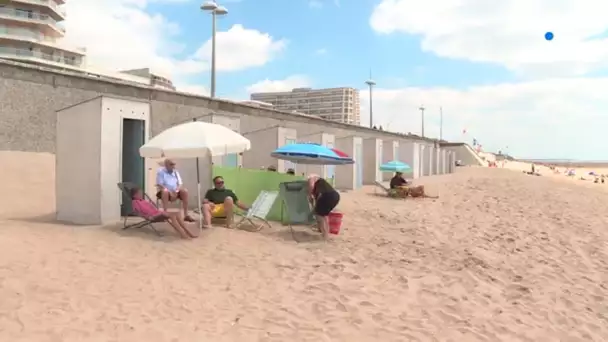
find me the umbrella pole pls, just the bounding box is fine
[196,157,202,232]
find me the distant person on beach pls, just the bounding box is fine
[130,187,196,239]
[286,168,295,175]
[388,172,432,198]
[308,174,340,239]
[531,164,535,174]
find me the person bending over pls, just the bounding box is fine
[202,176,248,228]
[308,174,340,239]
[131,187,196,239]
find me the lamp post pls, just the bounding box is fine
[200,1,228,98]
[419,105,425,137]
[365,77,376,128]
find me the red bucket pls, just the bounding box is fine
[327,212,343,235]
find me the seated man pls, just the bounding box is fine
[389,171,408,189]
[156,159,195,222]
[202,176,248,228]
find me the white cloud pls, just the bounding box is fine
[63,0,285,84]
[361,78,608,160]
[246,75,311,94]
[315,48,327,55]
[193,25,287,72]
[370,0,608,77]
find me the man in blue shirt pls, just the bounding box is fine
[156,159,195,222]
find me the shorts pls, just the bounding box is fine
[211,204,225,218]
[314,191,340,216]
[156,190,185,201]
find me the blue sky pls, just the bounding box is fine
[67,0,608,160]
[148,0,515,97]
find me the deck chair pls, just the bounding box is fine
[279,181,318,242]
[374,181,404,199]
[234,190,278,231]
[117,182,164,236]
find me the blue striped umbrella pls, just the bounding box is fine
[379,160,411,172]
[271,143,354,165]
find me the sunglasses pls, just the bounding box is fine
[215,181,224,185]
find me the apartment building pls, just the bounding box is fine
[0,0,86,69]
[121,68,176,91]
[250,87,361,125]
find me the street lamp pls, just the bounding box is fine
[365,77,376,128]
[200,1,228,98]
[419,105,425,137]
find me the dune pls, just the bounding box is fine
[1,151,607,341]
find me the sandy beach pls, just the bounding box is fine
[1,151,607,341]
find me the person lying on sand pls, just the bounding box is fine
[308,174,341,239]
[201,176,249,228]
[130,187,197,239]
[388,172,435,198]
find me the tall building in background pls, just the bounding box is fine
[250,87,361,125]
[121,68,176,91]
[0,0,86,69]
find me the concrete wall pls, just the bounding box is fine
[335,136,362,190]
[442,143,484,166]
[439,149,447,174]
[0,60,438,156]
[399,141,419,179]
[363,138,382,184]
[56,96,150,225]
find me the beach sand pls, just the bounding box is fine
[1,151,607,341]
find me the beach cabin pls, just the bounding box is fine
[399,141,420,179]
[363,138,383,184]
[382,139,399,181]
[297,132,336,180]
[242,126,297,173]
[434,147,442,175]
[423,145,436,176]
[448,151,456,173]
[439,149,447,174]
[335,136,363,190]
[56,96,150,225]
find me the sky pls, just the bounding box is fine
[62,0,608,160]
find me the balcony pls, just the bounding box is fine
[0,46,83,68]
[10,0,66,20]
[0,7,65,36]
[0,25,85,54]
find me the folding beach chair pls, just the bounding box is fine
[234,190,278,231]
[117,182,164,236]
[374,181,405,199]
[279,181,318,242]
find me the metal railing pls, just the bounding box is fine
[0,46,83,66]
[12,0,66,17]
[0,7,65,32]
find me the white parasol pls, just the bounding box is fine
[139,120,251,230]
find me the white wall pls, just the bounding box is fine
[100,97,150,224]
[56,96,150,225]
[335,136,362,190]
[363,138,382,184]
[382,140,399,181]
[242,126,296,173]
[399,141,419,179]
[56,97,102,224]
